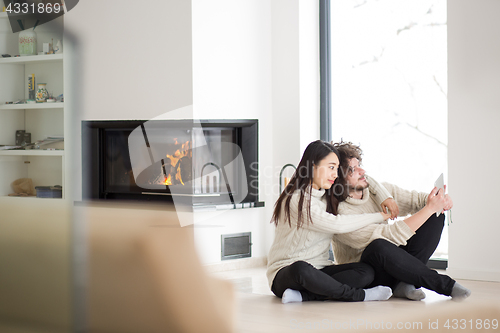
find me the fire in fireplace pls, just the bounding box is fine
[82,120,261,209]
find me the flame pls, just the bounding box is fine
[165,141,191,185]
[176,167,184,185]
[163,174,172,185]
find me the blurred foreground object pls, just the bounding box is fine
[0,199,72,333]
[83,204,235,333]
[0,199,234,333]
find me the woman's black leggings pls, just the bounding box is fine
[271,261,373,302]
[360,213,456,296]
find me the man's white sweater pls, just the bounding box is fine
[266,177,389,288]
[332,182,428,265]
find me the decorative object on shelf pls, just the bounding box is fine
[22,132,31,146]
[49,38,54,54]
[19,28,37,56]
[8,178,36,197]
[35,185,62,198]
[15,130,25,146]
[36,83,49,103]
[42,39,56,54]
[28,73,35,100]
[32,136,64,150]
[54,39,62,54]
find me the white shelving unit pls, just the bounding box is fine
[0,53,63,64]
[0,101,64,109]
[0,14,65,200]
[0,150,64,156]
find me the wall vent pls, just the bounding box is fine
[221,232,251,260]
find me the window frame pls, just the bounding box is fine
[319,0,331,142]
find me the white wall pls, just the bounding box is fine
[64,0,193,202]
[64,0,320,265]
[447,0,500,281]
[271,0,320,167]
[64,0,193,121]
[191,0,274,263]
[298,0,320,153]
[191,0,318,264]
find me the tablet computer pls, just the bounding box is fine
[434,173,444,216]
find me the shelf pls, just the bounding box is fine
[0,102,64,110]
[0,54,63,65]
[0,150,64,156]
[0,195,64,201]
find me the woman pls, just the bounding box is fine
[267,140,399,303]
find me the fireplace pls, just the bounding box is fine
[82,120,262,209]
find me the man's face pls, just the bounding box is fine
[345,158,368,191]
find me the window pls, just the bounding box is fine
[321,0,448,260]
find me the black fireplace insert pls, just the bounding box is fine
[82,119,261,209]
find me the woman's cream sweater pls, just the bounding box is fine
[266,177,390,288]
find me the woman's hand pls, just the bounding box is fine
[381,198,399,219]
[380,211,391,220]
[426,187,446,214]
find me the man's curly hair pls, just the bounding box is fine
[331,140,364,203]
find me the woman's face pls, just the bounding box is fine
[312,152,339,190]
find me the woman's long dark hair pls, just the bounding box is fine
[271,140,341,229]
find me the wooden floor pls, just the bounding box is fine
[212,266,500,332]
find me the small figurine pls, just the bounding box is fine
[54,40,63,54]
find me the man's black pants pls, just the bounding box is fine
[360,213,455,296]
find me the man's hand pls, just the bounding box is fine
[381,198,399,219]
[426,187,446,214]
[442,185,453,212]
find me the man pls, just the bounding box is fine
[329,141,470,301]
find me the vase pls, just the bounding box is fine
[19,29,37,56]
[36,83,49,103]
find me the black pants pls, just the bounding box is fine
[271,260,373,302]
[360,213,456,296]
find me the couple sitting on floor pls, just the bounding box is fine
[266,140,471,303]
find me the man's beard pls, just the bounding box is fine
[348,181,369,193]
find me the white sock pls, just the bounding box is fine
[393,282,426,301]
[363,286,393,301]
[282,288,302,304]
[451,282,471,300]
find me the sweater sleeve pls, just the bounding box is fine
[289,192,386,234]
[366,175,392,208]
[332,220,415,250]
[381,182,428,216]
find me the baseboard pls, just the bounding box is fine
[204,256,267,274]
[446,267,500,282]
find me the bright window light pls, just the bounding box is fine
[329,0,448,259]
